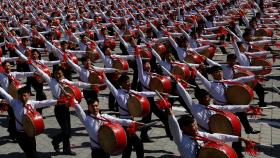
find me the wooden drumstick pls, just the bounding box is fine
[272,86,280,95]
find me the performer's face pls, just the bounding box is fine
[83,59,91,69]
[227,58,236,67]
[32,51,40,60]
[88,101,99,115]
[143,62,151,72]
[183,121,199,136]
[3,62,11,73]
[200,95,211,105]
[19,92,30,104]
[55,70,64,80]
[121,79,131,90]
[212,70,223,80]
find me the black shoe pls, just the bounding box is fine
[246,129,260,134]
[62,150,76,156]
[51,140,60,153]
[141,135,152,143]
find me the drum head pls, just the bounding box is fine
[88,73,101,84]
[226,85,252,105]
[128,96,143,117]
[149,78,165,92]
[198,147,229,158]
[112,60,124,70]
[171,65,187,80]
[251,59,272,75]
[22,115,36,137]
[185,55,196,64]
[8,83,18,99]
[98,125,117,154]
[209,114,233,135]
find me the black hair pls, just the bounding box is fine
[18,86,31,95]
[60,41,68,45]
[2,61,11,67]
[242,31,252,40]
[81,56,88,63]
[54,66,65,74]
[227,54,237,61]
[194,88,209,100]
[117,74,130,84]
[209,65,222,74]
[87,98,99,105]
[31,49,42,59]
[177,115,195,130]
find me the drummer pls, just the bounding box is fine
[0,61,35,141]
[33,65,95,155]
[0,86,58,158]
[167,108,251,158]
[196,65,261,134]
[73,97,143,158]
[105,74,158,158]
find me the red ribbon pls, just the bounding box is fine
[92,85,100,93]
[156,98,171,109]
[275,41,280,48]
[247,106,263,116]
[126,121,137,135]
[245,141,258,156]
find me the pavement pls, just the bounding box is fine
[0,42,280,158]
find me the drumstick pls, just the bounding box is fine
[137,121,159,130]
[272,86,280,95]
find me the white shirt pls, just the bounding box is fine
[176,82,250,130]
[74,103,133,148]
[168,114,240,158]
[0,87,57,131]
[0,72,34,91]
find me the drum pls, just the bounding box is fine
[112,58,129,70]
[87,48,100,62]
[60,84,82,103]
[171,63,191,81]
[98,122,127,155]
[104,39,116,50]
[251,58,272,75]
[209,111,241,136]
[127,94,150,117]
[233,68,257,88]
[88,71,105,84]
[149,75,172,93]
[153,43,167,57]
[185,52,205,64]
[198,141,238,158]
[225,84,254,105]
[200,46,216,59]
[22,110,45,137]
[61,53,78,69]
[35,65,51,83]
[8,82,21,99]
[255,29,273,37]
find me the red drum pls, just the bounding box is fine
[171,63,191,81]
[153,43,167,57]
[87,47,100,62]
[61,53,78,69]
[255,29,273,37]
[60,84,82,103]
[149,75,172,93]
[104,39,116,50]
[35,65,51,83]
[22,110,45,137]
[8,81,22,99]
[209,110,241,136]
[185,51,205,64]
[251,58,272,75]
[200,46,216,59]
[225,83,254,105]
[198,141,238,158]
[233,67,257,88]
[88,71,105,84]
[127,93,150,117]
[98,122,127,155]
[112,58,129,70]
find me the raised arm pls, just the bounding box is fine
[105,77,119,97]
[168,112,183,145]
[33,99,58,109]
[74,102,87,123]
[200,131,239,142]
[66,58,82,73]
[210,105,250,113]
[0,87,14,105]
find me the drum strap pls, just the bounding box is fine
[89,136,100,146]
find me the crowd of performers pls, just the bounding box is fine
[0,0,280,158]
